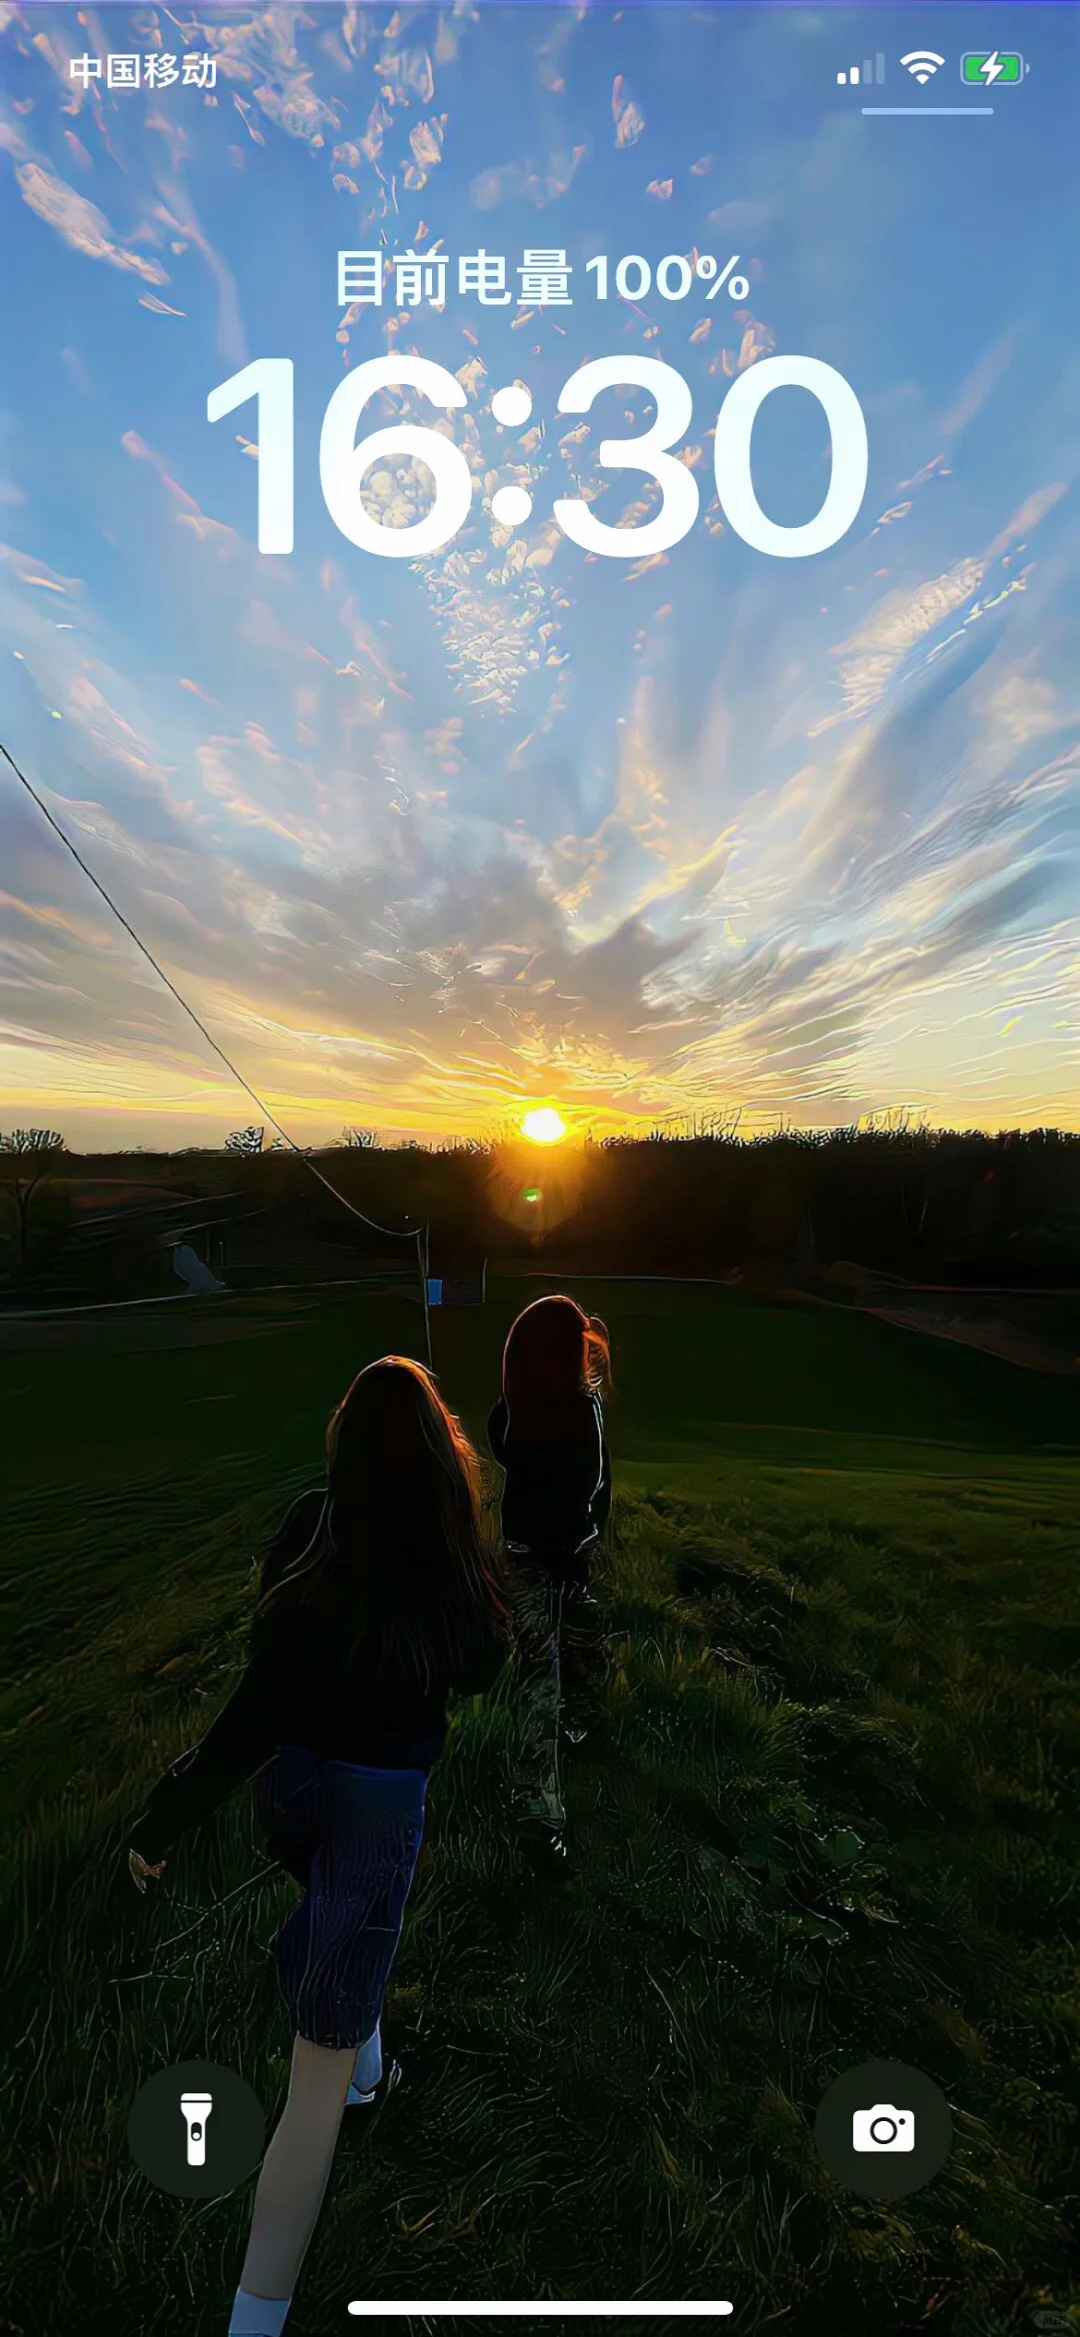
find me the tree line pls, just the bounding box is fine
[4,1123,1076,1290]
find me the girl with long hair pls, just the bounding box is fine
[487,1295,612,1841]
[128,1357,507,2337]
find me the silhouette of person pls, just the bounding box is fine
[128,1357,508,2337]
[487,1295,612,1844]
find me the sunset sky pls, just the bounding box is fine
[1,2,1077,1150]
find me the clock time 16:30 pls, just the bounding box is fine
[208,352,868,563]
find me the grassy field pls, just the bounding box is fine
[1,1279,1078,2335]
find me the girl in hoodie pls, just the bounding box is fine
[487,1294,612,1840]
[129,1356,507,2337]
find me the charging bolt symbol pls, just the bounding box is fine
[961,50,1025,85]
[180,2091,213,2167]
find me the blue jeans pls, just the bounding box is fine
[256,1749,426,2049]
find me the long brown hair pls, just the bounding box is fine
[260,1356,505,1687]
[502,1294,612,1408]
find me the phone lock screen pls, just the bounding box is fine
[1,5,1078,2336]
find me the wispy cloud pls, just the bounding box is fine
[1,1,1077,1142]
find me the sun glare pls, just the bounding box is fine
[522,1107,568,1145]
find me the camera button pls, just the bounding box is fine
[814,2059,952,2198]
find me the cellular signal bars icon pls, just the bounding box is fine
[838,55,885,87]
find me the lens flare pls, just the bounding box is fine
[522,1107,567,1145]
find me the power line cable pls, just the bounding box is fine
[1,736,433,1364]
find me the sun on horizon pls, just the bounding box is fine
[521,1107,568,1146]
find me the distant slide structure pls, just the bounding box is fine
[171,1243,226,1296]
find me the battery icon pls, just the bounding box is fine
[961,50,1025,85]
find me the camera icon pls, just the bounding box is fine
[852,2103,915,2152]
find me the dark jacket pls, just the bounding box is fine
[128,1491,505,1865]
[487,1389,611,1559]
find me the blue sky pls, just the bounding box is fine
[1,1,1078,1146]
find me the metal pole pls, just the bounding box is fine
[421,1223,433,1370]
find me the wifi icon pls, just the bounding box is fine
[901,49,945,84]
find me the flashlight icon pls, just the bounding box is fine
[179,2091,213,2167]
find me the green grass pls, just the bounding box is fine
[2,1272,1077,1499]
[1,1283,1078,2334]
